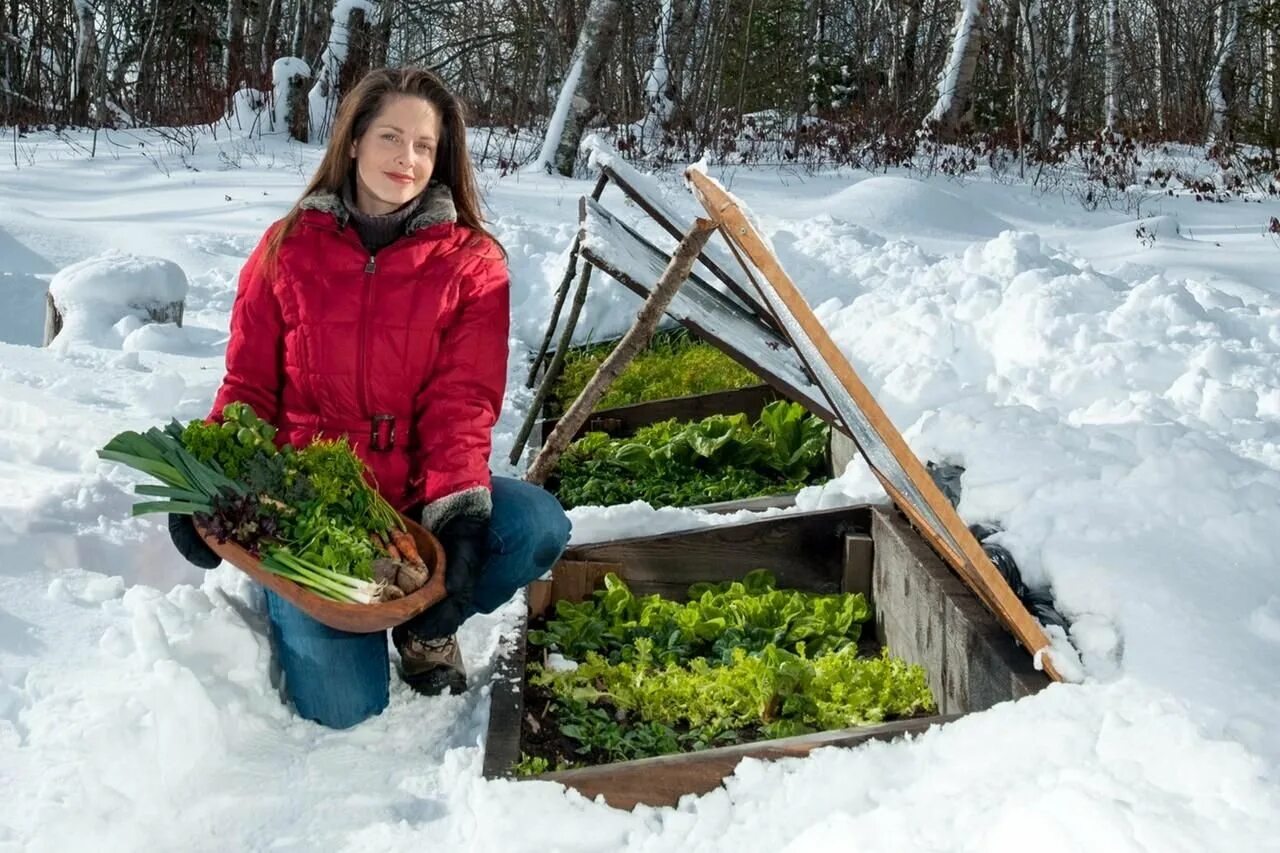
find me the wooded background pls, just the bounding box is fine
[1,0,1278,177]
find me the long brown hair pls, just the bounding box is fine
[264,67,502,265]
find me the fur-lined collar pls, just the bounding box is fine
[298,181,457,233]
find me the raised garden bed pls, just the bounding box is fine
[534,332,834,512]
[482,505,1051,809]
[536,329,783,443]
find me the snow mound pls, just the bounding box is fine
[47,250,188,348]
[121,323,225,357]
[820,176,1012,241]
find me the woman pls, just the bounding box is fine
[167,67,571,729]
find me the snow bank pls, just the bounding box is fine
[226,87,271,133]
[47,250,187,348]
[789,226,1280,756]
[816,176,1011,243]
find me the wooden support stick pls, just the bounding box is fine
[524,216,718,486]
[508,261,594,466]
[525,174,611,387]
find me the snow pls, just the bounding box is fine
[2,126,1280,848]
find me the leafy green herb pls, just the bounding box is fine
[510,754,552,776]
[523,572,935,766]
[551,329,759,413]
[554,402,829,509]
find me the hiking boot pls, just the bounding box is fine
[393,629,468,696]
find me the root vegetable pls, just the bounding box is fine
[372,557,400,585]
[388,528,426,568]
[396,559,430,593]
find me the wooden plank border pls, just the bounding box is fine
[537,713,959,810]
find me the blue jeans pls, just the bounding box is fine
[263,476,571,729]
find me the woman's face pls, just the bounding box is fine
[350,95,443,216]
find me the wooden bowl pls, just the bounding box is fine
[195,514,447,633]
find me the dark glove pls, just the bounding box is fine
[405,514,490,640]
[168,513,222,569]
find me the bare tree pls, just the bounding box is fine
[72,0,98,124]
[537,0,621,175]
[925,0,988,139]
[1104,0,1120,130]
[1207,0,1242,144]
[224,0,247,90]
[1023,0,1049,146]
[1269,21,1280,139]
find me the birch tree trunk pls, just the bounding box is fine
[135,0,160,119]
[641,0,674,146]
[291,0,311,58]
[925,0,987,140]
[664,0,698,129]
[540,0,621,176]
[72,0,98,125]
[1153,1,1167,134]
[1023,0,1048,147]
[1056,0,1082,135]
[1104,0,1120,130]
[1268,25,1280,140]
[1206,0,1241,145]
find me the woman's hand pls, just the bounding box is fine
[168,513,222,569]
[406,514,489,639]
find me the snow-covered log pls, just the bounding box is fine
[44,251,187,347]
[274,57,312,141]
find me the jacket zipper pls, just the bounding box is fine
[356,255,376,418]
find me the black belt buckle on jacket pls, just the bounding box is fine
[370,414,396,451]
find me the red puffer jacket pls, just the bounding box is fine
[209,183,510,516]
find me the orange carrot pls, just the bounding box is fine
[388,528,425,568]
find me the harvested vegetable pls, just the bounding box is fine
[98,403,431,604]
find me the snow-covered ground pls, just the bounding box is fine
[2,126,1279,851]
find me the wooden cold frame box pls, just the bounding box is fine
[481,504,1050,809]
